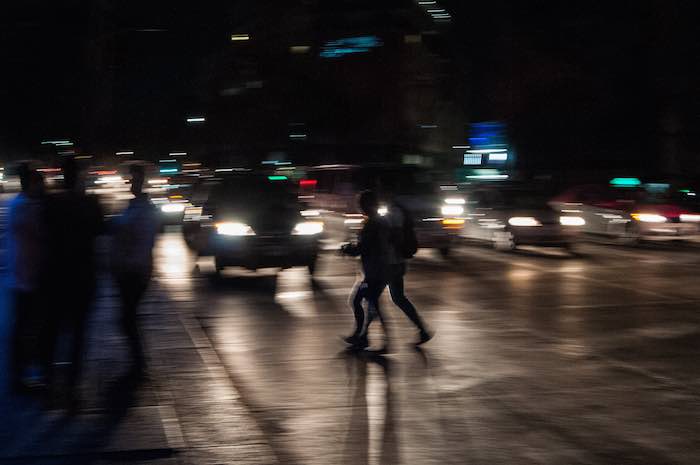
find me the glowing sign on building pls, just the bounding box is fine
[320,36,383,58]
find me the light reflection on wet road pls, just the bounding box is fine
[153,232,700,464]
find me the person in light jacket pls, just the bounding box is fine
[111,164,159,377]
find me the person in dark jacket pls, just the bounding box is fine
[42,156,104,406]
[341,190,391,350]
[384,199,433,345]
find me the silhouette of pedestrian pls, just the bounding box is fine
[384,198,433,345]
[8,164,47,391]
[42,156,104,407]
[110,164,158,377]
[341,190,391,351]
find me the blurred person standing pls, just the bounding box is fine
[8,165,47,391]
[384,196,433,346]
[341,190,391,351]
[42,156,104,404]
[110,164,158,377]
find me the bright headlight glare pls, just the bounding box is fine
[216,222,255,236]
[377,205,388,216]
[293,221,324,235]
[441,205,464,216]
[444,197,465,205]
[631,213,666,223]
[680,214,700,222]
[161,203,186,213]
[559,216,585,226]
[508,217,541,227]
[300,209,320,217]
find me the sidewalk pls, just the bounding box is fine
[0,268,277,465]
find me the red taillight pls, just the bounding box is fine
[300,179,317,187]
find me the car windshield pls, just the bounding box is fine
[368,168,436,195]
[641,190,700,209]
[495,189,553,209]
[210,176,297,208]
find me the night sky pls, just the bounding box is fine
[1,1,698,174]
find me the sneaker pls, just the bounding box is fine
[416,330,434,346]
[343,335,369,349]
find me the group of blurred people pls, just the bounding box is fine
[8,158,158,408]
[341,190,433,352]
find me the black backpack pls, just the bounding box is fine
[393,204,418,259]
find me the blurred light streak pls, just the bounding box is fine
[466,174,508,180]
[609,177,641,187]
[230,34,250,41]
[560,216,585,226]
[508,217,541,227]
[631,213,666,223]
[290,45,310,53]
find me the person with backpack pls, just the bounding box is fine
[385,195,433,346]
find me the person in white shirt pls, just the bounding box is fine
[110,163,159,377]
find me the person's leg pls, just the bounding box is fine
[117,273,148,371]
[349,282,366,337]
[365,280,388,348]
[10,290,30,388]
[388,264,427,333]
[39,292,61,386]
[67,289,94,393]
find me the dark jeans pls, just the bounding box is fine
[10,290,41,383]
[115,271,150,370]
[388,263,427,333]
[41,287,94,389]
[350,279,387,338]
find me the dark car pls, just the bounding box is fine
[190,173,322,275]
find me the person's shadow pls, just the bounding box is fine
[341,351,398,465]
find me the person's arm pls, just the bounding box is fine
[341,242,360,256]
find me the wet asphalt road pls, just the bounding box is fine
[155,231,700,465]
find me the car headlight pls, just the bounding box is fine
[631,213,666,223]
[293,221,324,235]
[161,203,186,213]
[680,214,700,222]
[508,217,541,227]
[300,209,321,217]
[441,205,464,216]
[444,197,465,205]
[559,216,585,226]
[216,222,255,236]
[377,205,388,216]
